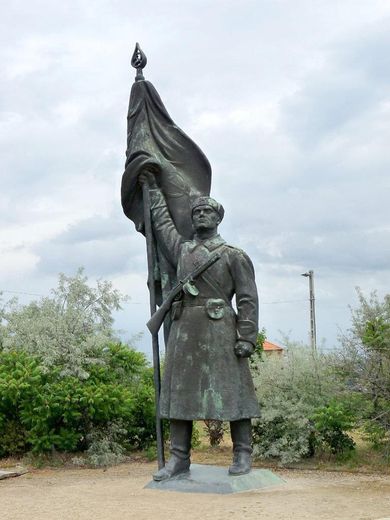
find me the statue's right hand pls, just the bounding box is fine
[139,171,157,187]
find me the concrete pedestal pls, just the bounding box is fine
[145,464,285,494]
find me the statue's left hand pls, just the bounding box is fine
[234,340,254,358]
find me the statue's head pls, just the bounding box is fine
[191,196,224,233]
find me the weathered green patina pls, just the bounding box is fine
[149,187,260,421]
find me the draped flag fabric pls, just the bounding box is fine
[121,79,211,239]
[121,76,212,309]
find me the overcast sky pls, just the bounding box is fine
[1,0,389,355]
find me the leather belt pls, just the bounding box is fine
[182,297,212,307]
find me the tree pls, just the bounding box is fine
[334,289,390,446]
[0,268,125,379]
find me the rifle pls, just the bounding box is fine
[146,252,221,335]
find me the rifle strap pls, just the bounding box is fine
[197,247,231,307]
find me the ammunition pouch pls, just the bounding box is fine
[205,298,225,320]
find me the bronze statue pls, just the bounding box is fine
[142,173,260,480]
[121,44,260,481]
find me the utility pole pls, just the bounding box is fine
[301,270,317,352]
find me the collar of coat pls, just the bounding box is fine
[189,234,226,252]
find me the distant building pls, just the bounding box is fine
[263,340,284,356]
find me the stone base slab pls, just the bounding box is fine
[145,463,285,494]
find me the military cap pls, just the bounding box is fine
[191,196,225,221]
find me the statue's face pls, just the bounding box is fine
[192,205,220,232]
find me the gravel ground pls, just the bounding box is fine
[1,462,390,520]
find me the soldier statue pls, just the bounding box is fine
[140,172,260,481]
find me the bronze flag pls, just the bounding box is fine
[121,45,212,305]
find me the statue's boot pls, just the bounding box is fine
[228,419,253,476]
[153,419,192,481]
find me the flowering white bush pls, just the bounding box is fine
[252,341,340,464]
[0,268,125,379]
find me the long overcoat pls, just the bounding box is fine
[150,190,260,421]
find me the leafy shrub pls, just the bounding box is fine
[191,422,201,449]
[312,401,356,455]
[252,397,314,464]
[332,290,390,448]
[122,367,157,450]
[0,420,28,457]
[72,421,128,468]
[203,420,226,447]
[0,272,157,460]
[0,351,42,456]
[0,344,156,457]
[249,329,266,371]
[251,341,341,465]
[361,421,389,450]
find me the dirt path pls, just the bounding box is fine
[1,462,390,520]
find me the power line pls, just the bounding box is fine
[261,299,308,305]
[0,290,331,308]
[1,289,145,305]
[1,289,45,297]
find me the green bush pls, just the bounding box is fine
[123,367,157,450]
[249,329,266,371]
[0,272,158,463]
[312,401,356,455]
[0,351,42,456]
[0,345,156,457]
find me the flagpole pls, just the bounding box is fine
[142,180,165,470]
[130,43,164,469]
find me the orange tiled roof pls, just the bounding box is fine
[263,340,284,351]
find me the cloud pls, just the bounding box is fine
[1,0,390,351]
[33,210,145,277]
[280,21,390,147]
